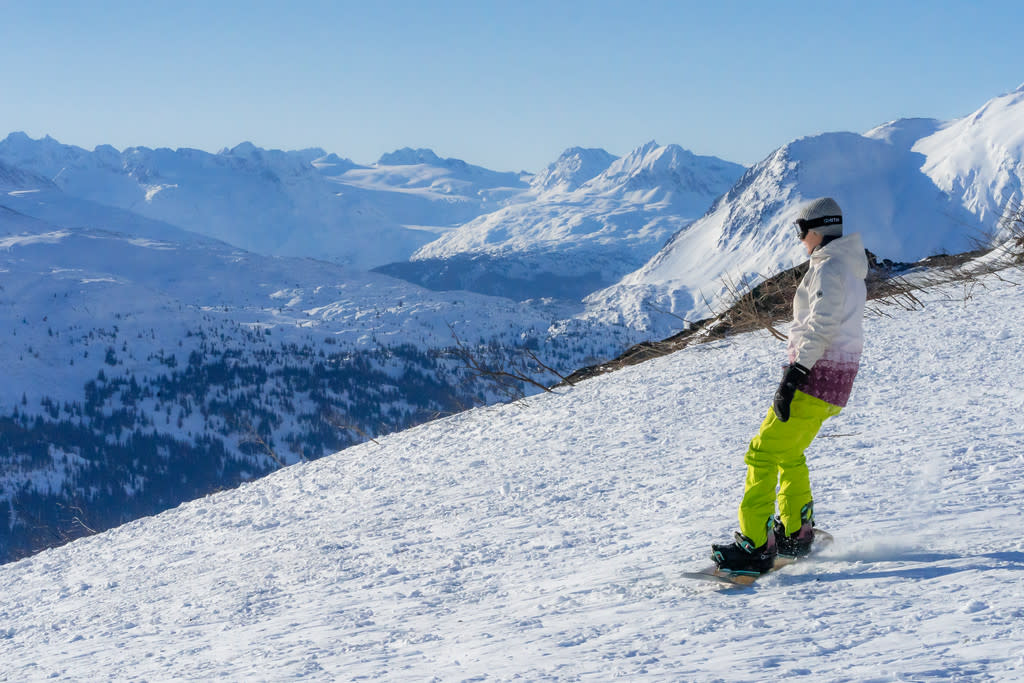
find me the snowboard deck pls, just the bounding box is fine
[683,528,834,587]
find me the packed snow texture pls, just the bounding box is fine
[2,270,1022,680]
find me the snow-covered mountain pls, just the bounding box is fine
[589,86,1024,337]
[2,260,1022,680]
[911,84,1024,231]
[0,134,530,270]
[0,159,56,192]
[379,143,745,300]
[529,146,619,194]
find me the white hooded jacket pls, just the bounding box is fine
[786,232,868,407]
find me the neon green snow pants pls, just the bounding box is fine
[738,390,842,546]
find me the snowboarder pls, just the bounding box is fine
[711,197,869,575]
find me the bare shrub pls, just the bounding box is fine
[447,324,574,401]
[710,267,808,341]
[865,273,926,317]
[323,410,381,446]
[239,420,286,468]
[997,199,1024,266]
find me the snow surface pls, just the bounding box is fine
[2,268,1023,680]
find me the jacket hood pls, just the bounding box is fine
[813,233,868,279]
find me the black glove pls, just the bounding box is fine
[773,363,810,422]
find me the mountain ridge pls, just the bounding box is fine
[0,134,536,269]
[392,142,746,299]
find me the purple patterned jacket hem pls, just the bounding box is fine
[800,357,860,407]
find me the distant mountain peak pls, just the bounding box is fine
[912,84,1024,228]
[530,147,618,194]
[632,140,662,156]
[580,141,746,205]
[311,153,361,175]
[224,141,259,156]
[377,148,445,166]
[0,131,79,154]
[2,131,34,146]
[602,141,730,176]
[863,118,944,150]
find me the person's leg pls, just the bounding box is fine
[738,391,838,545]
[776,392,841,533]
[737,408,781,547]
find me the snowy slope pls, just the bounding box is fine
[1,265,1022,680]
[588,85,1024,336]
[0,183,628,401]
[0,142,735,560]
[385,143,744,300]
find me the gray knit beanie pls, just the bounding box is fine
[796,197,843,237]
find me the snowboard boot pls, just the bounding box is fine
[711,531,777,575]
[775,503,815,558]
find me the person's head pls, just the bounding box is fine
[794,197,842,254]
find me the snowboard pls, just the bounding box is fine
[682,528,834,587]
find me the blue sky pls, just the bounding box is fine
[2,1,1022,171]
